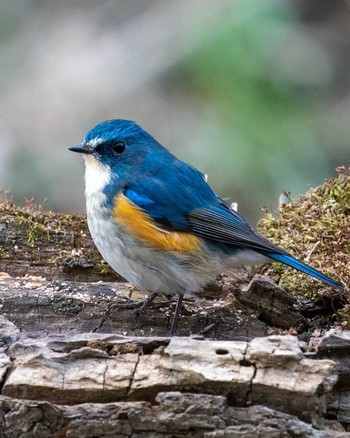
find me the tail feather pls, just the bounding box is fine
[267,253,343,290]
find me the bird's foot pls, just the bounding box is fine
[106,293,174,319]
[132,292,158,318]
[106,292,185,337]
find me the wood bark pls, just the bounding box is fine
[0,318,349,437]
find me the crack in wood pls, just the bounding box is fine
[124,349,141,399]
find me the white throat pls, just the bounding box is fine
[83,155,111,198]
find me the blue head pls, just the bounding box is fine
[84,119,153,148]
[69,119,183,203]
[70,119,170,175]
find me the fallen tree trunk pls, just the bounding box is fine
[0,277,348,436]
[0,275,269,339]
[0,317,349,437]
[1,393,347,438]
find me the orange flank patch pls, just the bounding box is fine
[113,194,200,252]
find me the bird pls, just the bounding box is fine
[69,119,343,335]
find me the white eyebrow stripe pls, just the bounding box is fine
[86,137,104,147]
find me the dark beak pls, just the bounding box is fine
[68,144,94,154]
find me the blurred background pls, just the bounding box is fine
[0,0,349,224]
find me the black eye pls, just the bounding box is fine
[113,141,126,154]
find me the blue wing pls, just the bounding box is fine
[124,160,215,230]
[124,161,288,254]
[124,162,343,290]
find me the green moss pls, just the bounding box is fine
[0,191,115,281]
[47,256,59,264]
[258,173,349,297]
[0,247,9,258]
[337,305,350,328]
[97,262,109,275]
[28,220,42,247]
[0,195,76,249]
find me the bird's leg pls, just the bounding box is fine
[107,292,175,319]
[170,294,184,337]
[107,291,184,336]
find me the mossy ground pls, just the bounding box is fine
[258,171,349,299]
[0,190,116,281]
[0,190,76,247]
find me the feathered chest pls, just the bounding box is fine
[83,156,200,254]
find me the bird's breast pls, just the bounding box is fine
[85,190,214,295]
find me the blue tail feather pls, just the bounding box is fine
[267,253,343,290]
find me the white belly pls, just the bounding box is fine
[86,190,221,295]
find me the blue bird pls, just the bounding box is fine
[69,119,343,335]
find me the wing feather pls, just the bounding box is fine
[187,206,287,254]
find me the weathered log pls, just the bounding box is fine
[0,319,348,437]
[1,393,348,438]
[315,330,350,426]
[2,332,333,412]
[234,274,304,328]
[0,276,268,339]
